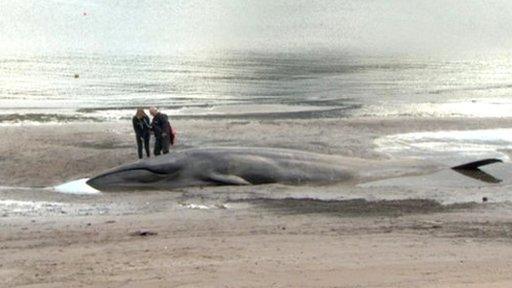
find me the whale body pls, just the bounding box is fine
[86,147,502,191]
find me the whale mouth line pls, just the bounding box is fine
[96,167,170,178]
[126,167,169,175]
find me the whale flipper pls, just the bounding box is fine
[208,173,251,185]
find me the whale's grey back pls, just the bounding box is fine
[175,147,357,185]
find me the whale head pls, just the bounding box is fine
[86,158,182,191]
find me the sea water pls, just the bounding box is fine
[3,52,512,123]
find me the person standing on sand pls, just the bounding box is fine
[132,108,152,159]
[149,106,171,156]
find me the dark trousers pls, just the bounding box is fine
[136,135,150,159]
[154,136,170,156]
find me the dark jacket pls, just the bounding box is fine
[132,115,151,138]
[151,112,171,139]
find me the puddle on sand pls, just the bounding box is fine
[375,128,512,163]
[179,203,230,210]
[0,199,65,214]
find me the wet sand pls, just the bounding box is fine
[2,117,512,287]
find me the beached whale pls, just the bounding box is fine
[86,147,502,191]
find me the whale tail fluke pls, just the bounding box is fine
[451,158,503,183]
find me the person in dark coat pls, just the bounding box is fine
[132,108,151,159]
[149,107,171,156]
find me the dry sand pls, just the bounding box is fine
[2,117,512,287]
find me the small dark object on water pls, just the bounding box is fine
[482,197,488,203]
[131,230,158,237]
[74,74,79,79]
[105,220,116,224]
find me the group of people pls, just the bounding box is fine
[132,107,175,159]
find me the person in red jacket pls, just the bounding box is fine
[149,107,171,156]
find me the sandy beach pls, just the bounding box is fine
[2,117,512,287]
